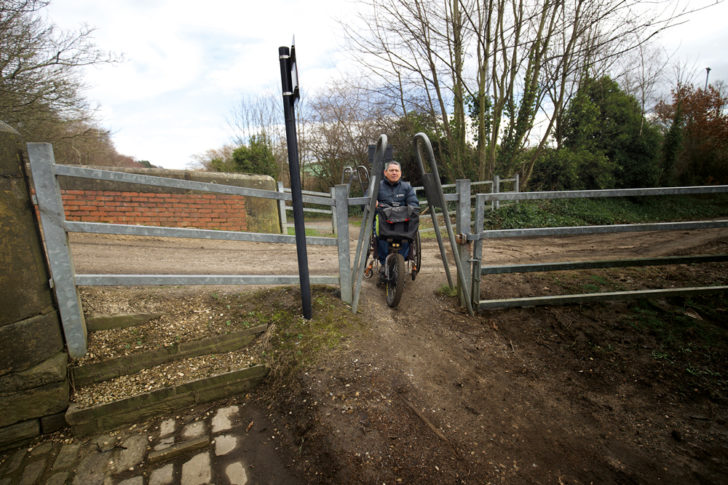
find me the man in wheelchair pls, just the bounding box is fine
[375,161,420,278]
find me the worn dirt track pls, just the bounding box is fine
[71,225,728,275]
[70,225,728,484]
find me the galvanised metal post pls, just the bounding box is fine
[27,143,88,357]
[279,45,311,319]
[277,181,288,233]
[334,184,352,304]
[472,193,487,310]
[456,179,471,307]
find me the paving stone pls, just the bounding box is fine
[95,434,118,452]
[117,477,143,485]
[149,463,174,485]
[1,448,25,474]
[46,472,69,485]
[182,421,206,439]
[148,437,209,465]
[29,441,54,456]
[72,449,110,485]
[154,436,175,452]
[52,442,80,471]
[112,435,147,473]
[159,418,175,437]
[181,452,211,485]
[214,434,238,456]
[18,458,46,485]
[225,462,248,485]
[211,405,238,433]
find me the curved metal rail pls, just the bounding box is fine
[351,135,387,313]
[413,133,474,315]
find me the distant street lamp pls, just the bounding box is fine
[705,67,711,90]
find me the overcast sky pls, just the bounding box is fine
[45,0,728,170]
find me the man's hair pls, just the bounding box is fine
[384,161,401,171]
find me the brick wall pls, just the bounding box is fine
[61,189,248,231]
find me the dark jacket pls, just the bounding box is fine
[378,179,419,208]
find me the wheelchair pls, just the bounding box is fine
[364,205,422,307]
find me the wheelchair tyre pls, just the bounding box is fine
[411,231,421,281]
[364,234,376,279]
[385,253,405,308]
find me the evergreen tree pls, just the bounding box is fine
[230,135,277,178]
[560,76,662,189]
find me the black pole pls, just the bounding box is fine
[279,45,312,319]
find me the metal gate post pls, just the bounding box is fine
[334,184,352,304]
[351,135,387,313]
[277,181,288,233]
[26,143,87,358]
[330,187,337,235]
[413,133,473,315]
[471,193,487,311]
[279,44,312,319]
[456,179,472,308]
[493,175,501,210]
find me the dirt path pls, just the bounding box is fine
[70,226,728,275]
[69,226,728,484]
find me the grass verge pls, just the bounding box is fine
[237,286,362,381]
[481,193,728,230]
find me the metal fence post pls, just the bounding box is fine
[26,143,87,358]
[494,175,501,210]
[472,193,487,311]
[330,187,337,235]
[334,184,351,304]
[456,179,472,307]
[277,181,287,233]
[279,45,311,319]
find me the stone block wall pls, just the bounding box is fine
[0,126,69,450]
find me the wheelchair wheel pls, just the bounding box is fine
[385,253,405,308]
[410,231,421,281]
[364,234,377,279]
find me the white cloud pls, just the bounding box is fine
[656,1,728,86]
[46,0,351,169]
[43,0,728,169]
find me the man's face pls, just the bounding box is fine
[384,164,402,183]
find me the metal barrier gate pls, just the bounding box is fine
[470,186,728,310]
[27,143,353,358]
[30,138,728,355]
[350,134,472,314]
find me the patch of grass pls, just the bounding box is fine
[589,275,609,287]
[481,193,728,230]
[287,226,329,237]
[437,284,459,298]
[579,274,614,293]
[620,294,728,390]
[581,283,601,293]
[236,286,362,379]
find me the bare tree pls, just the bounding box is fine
[1,0,129,165]
[1,0,113,132]
[305,82,390,190]
[227,92,294,181]
[346,0,719,186]
[191,145,236,171]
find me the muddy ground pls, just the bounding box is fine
[70,226,728,484]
